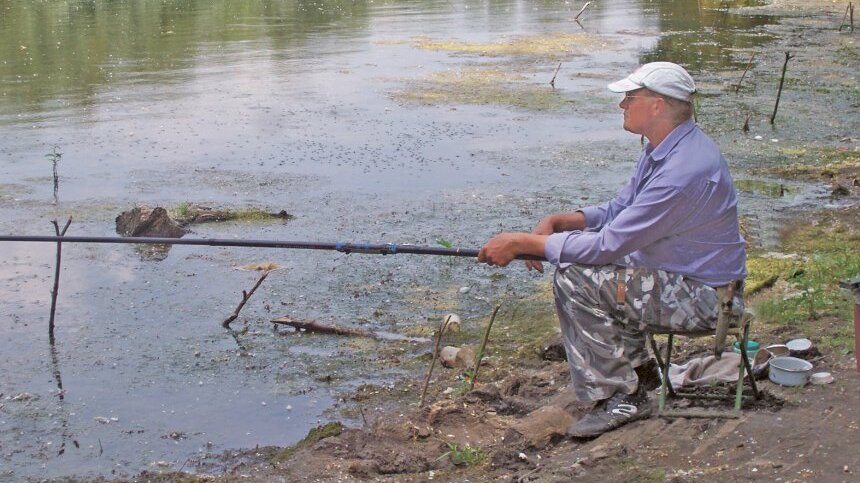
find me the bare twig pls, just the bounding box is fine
[420,314,451,407]
[222,271,269,328]
[734,53,755,93]
[839,3,850,31]
[549,63,562,88]
[49,217,72,344]
[271,316,376,338]
[359,405,369,428]
[574,1,591,21]
[469,304,502,391]
[770,51,794,125]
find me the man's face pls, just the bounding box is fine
[618,88,662,135]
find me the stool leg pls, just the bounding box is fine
[735,342,746,412]
[740,319,760,400]
[659,334,674,412]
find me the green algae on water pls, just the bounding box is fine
[392,67,575,111]
[413,33,609,59]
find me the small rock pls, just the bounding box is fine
[94,416,111,424]
[458,286,470,294]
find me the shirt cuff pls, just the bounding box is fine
[579,207,603,230]
[545,231,580,266]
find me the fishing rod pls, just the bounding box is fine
[0,235,546,261]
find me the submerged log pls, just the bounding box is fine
[271,316,377,338]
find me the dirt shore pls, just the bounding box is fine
[123,1,858,482]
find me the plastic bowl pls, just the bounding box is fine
[768,356,813,386]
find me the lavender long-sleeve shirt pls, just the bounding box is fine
[544,119,746,287]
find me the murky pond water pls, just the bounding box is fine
[0,0,839,479]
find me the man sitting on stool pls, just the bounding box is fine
[477,62,746,437]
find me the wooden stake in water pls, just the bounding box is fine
[839,3,855,32]
[770,51,794,125]
[48,217,72,345]
[574,2,591,21]
[550,63,562,88]
[735,52,755,93]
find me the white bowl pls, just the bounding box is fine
[768,356,813,386]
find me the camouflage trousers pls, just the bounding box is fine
[553,263,744,402]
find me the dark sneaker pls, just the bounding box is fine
[567,391,652,438]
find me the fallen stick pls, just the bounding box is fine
[769,51,794,125]
[469,304,502,391]
[222,271,269,328]
[271,316,377,338]
[420,315,451,407]
[742,112,751,133]
[550,62,562,88]
[49,217,72,345]
[735,52,755,93]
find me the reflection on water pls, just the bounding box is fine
[0,0,373,117]
[640,0,776,70]
[0,0,778,121]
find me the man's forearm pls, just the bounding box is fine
[544,211,587,233]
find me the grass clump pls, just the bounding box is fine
[749,207,860,354]
[443,442,485,466]
[269,422,344,462]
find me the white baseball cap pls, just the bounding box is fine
[608,62,696,102]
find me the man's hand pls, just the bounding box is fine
[478,233,548,271]
[525,217,556,272]
[478,233,520,267]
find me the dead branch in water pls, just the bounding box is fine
[49,217,72,345]
[770,51,794,125]
[550,63,562,88]
[222,271,269,328]
[574,2,591,21]
[420,314,451,407]
[271,316,377,338]
[469,304,502,391]
[735,52,755,93]
[839,3,854,32]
